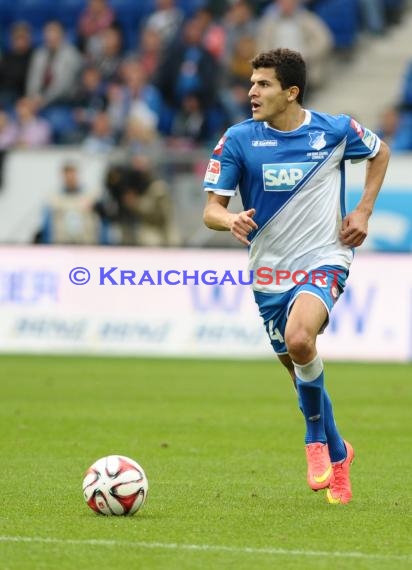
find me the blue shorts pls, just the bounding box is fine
[253,265,348,355]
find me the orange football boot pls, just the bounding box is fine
[305,442,333,491]
[326,441,355,504]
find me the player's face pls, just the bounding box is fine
[249,67,290,123]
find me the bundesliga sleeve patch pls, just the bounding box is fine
[204,159,221,184]
[361,128,377,151]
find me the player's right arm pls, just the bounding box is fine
[203,192,257,246]
[202,129,258,246]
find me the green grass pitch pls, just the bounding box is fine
[1,355,411,570]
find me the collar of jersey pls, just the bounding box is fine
[264,109,311,133]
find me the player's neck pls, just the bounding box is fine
[266,106,306,132]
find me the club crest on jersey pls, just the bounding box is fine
[308,131,326,151]
[262,162,316,192]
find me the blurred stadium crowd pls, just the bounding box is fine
[0,0,410,246]
[0,0,409,149]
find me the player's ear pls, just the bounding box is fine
[287,86,299,102]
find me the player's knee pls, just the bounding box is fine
[285,329,314,361]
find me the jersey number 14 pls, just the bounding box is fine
[268,320,284,343]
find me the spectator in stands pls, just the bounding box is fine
[95,155,180,246]
[71,65,107,140]
[120,154,180,246]
[392,114,412,152]
[82,110,116,153]
[85,26,124,84]
[376,105,400,145]
[0,98,51,149]
[0,111,17,150]
[228,34,257,85]
[77,0,117,54]
[0,111,17,187]
[11,97,51,147]
[145,0,184,47]
[379,59,412,152]
[256,0,333,90]
[134,27,163,81]
[398,60,412,109]
[357,0,405,35]
[358,0,386,35]
[194,7,226,61]
[169,92,209,146]
[154,17,220,113]
[249,0,273,15]
[106,59,162,137]
[26,21,82,109]
[39,162,100,244]
[123,115,161,156]
[223,0,257,64]
[207,0,231,18]
[0,22,34,109]
[220,33,257,124]
[377,104,412,152]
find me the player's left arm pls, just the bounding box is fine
[340,140,391,247]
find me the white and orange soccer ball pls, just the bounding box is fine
[82,455,148,515]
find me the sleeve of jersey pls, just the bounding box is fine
[203,133,241,196]
[343,116,381,163]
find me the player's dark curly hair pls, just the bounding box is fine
[251,49,306,105]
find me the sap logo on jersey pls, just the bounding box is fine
[262,162,316,191]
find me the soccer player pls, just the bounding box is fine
[203,48,390,504]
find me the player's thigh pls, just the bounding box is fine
[285,292,328,343]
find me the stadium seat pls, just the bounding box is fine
[122,24,140,51]
[30,25,45,47]
[108,0,154,23]
[176,0,207,18]
[312,0,360,50]
[55,0,85,29]
[9,0,57,28]
[108,0,154,50]
[39,105,76,144]
[0,0,13,33]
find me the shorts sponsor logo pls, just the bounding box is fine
[205,159,221,184]
[262,162,316,191]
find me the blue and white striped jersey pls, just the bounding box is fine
[204,110,381,292]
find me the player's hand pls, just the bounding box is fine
[340,209,369,247]
[229,208,258,246]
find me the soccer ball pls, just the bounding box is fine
[82,455,148,515]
